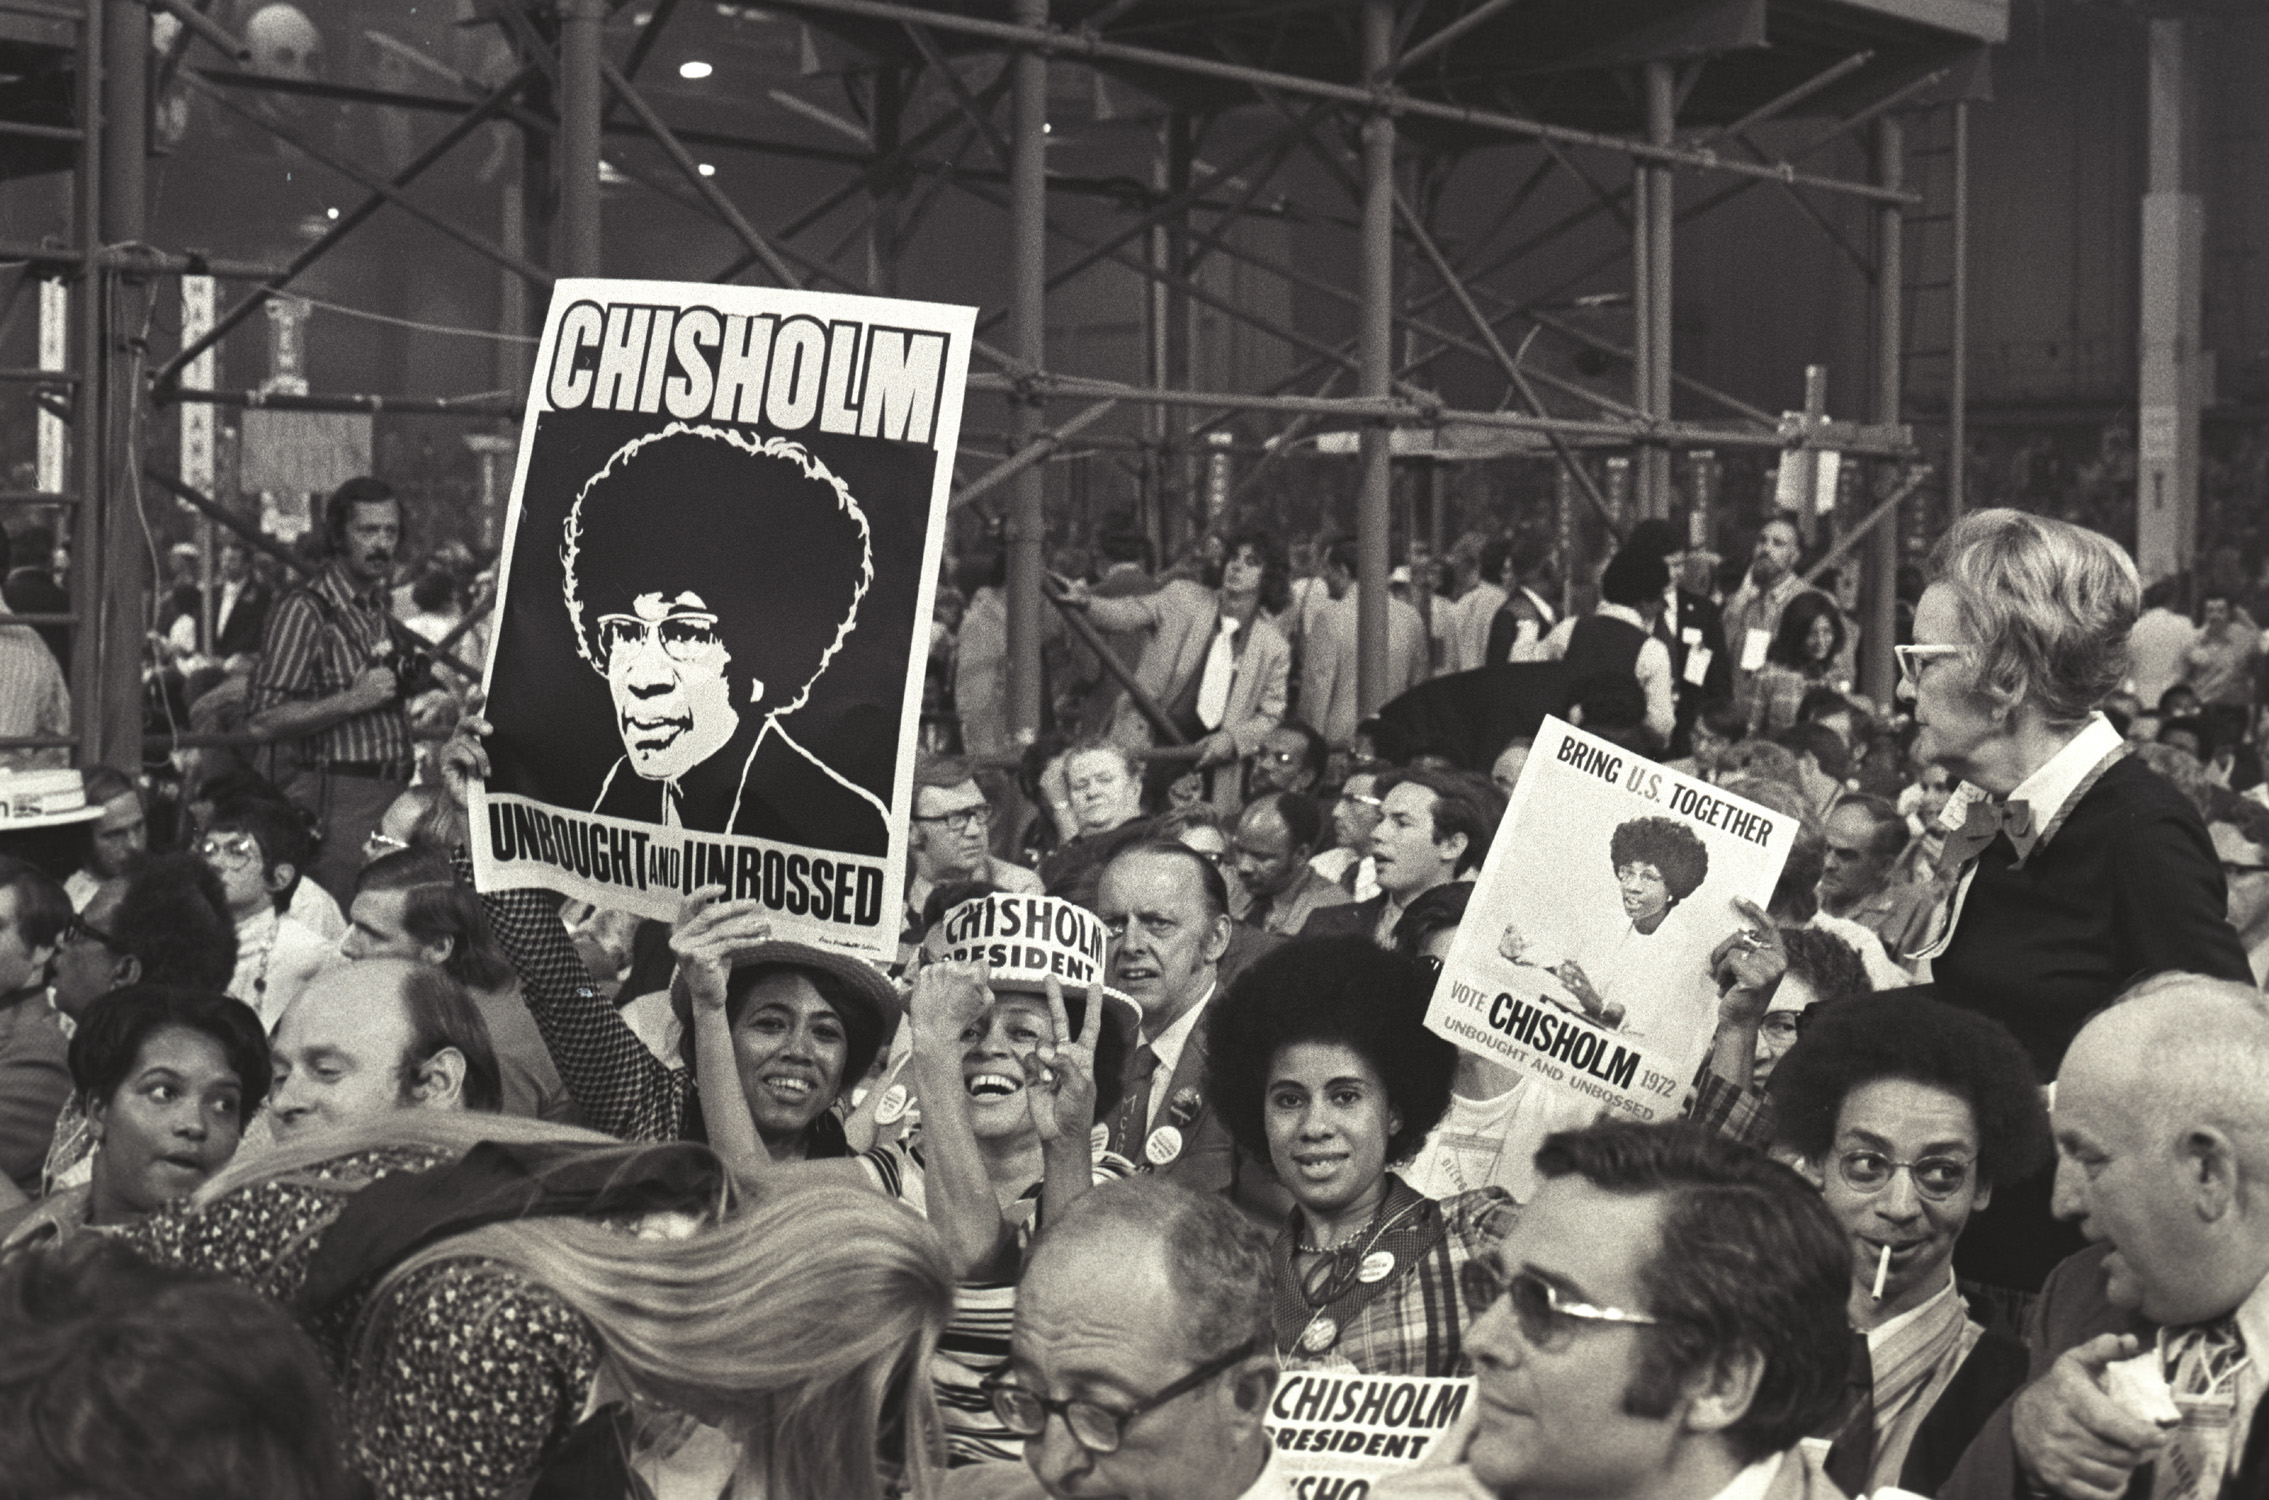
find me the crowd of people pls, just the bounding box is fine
[0,481,2266,1500]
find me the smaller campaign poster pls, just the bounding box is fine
[1265,1371,1473,1495]
[470,277,974,958]
[1425,718,1794,1121]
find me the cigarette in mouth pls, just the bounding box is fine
[1871,1243,1891,1302]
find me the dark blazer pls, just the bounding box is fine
[594,719,890,856]
[1933,755,2251,1082]
[1936,1244,2269,1500]
[1899,1311,2032,1497]
[212,580,272,657]
[1106,984,1293,1227]
[1655,586,1730,757]
[1297,893,1387,944]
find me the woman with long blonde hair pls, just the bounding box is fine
[113,1111,953,1500]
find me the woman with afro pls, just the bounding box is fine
[1537,814,1715,1037]
[1203,936,1514,1376]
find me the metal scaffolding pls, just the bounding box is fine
[6,0,1999,768]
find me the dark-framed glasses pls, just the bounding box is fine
[596,611,722,662]
[1836,1148,1973,1201]
[1457,1260,1662,1352]
[64,912,120,951]
[912,806,990,836]
[984,1338,1260,1454]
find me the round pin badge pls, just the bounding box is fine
[1301,1318,1339,1353]
[1357,1250,1396,1284]
[1090,1123,1111,1155]
[873,1084,909,1125]
[1144,1126,1184,1166]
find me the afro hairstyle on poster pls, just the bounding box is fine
[1608,815,1711,903]
[561,423,872,721]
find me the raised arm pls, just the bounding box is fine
[904,961,1021,1281]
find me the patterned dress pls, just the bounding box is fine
[118,1146,604,1500]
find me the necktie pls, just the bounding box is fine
[1114,1043,1159,1157]
[1196,617,1240,730]
[1935,793,2034,878]
[1823,1328,1877,1497]
[2157,1318,2249,1500]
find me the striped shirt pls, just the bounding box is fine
[0,624,69,767]
[859,1133,1138,1466]
[248,561,412,767]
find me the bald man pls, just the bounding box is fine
[1943,974,2269,1500]
[944,1178,1283,1500]
[266,958,504,1142]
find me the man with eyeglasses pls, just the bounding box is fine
[2203,787,2269,986]
[1372,1121,1851,1500]
[1311,767,1385,901]
[555,426,891,854]
[1765,994,2051,1496]
[943,1177,1285,1500]
[905,754,1041,939]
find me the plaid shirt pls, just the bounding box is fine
[1282,1186,1517,1378]
[1686,1069,1775,1152]
[445,847,685,1142]
[248,561,412,767]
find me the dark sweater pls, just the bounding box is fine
[1931,754,2250,1081]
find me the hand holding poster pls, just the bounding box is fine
[470,278,975,958]
[1425,718,1794,1120]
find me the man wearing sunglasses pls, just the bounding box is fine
[558,427,891,855]
[1374,1122,1850,1500]
[945,1177,1283,1500]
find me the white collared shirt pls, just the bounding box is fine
[1915,714,2125,962]
[2001,714,2126,862]
[1709,1452,1787,1500]
[1146,978,1217,1130]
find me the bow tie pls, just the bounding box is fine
[1938,795,2034,875]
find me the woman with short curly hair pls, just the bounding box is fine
[1203,936,1514,1376]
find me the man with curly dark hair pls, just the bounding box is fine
[1376,1121,1851,1500]
[559,424,889,854]
[1202,935,1514,1376]
[1766,994,2051,1496]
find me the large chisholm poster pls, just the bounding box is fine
[471,277,974,958]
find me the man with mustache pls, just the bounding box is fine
[250,477,418,902]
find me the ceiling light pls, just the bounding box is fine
[325,206,339,219]
[697,162,716,177]
[679,59,712,79]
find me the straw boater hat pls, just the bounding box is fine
[0,769,105,830]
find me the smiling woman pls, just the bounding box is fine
[1205,936,1513,1377]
